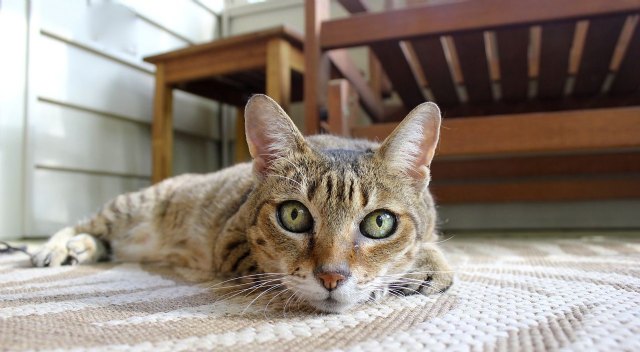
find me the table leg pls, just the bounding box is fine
[151,64,173,184]
[234,108,251,163]
[304,0,330,135]
[266,38,292,112]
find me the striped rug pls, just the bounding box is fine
[1,235,639,351]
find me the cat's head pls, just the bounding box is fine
[243,95,441,313]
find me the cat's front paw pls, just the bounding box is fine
[397,270,453,296]
[32,228,106,267]
[395,244,454,296]
[32,227,75,267]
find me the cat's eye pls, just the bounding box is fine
[277,200,314,233]
[360,210,397,239]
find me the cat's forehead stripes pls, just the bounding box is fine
[287,149,375,208]
[301,166,370,210]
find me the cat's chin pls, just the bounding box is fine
[306,297,355,313]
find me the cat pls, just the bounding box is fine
[31,94,453,313]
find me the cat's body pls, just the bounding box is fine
[33,95,453,313]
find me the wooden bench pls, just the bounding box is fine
[304,0,640,203]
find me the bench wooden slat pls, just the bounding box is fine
[371,41,426,110]
[496,27,530,101]
[351,106,640,157]
[454,31,494,103]
[610,16,640,95]
[411,36,460,107]
[432,177,640,203]
[573,15,627,97]
[321,0,640,49]
[327,49,384,121]
[433,152,640,180]
[537,22,575,99]
[337,0,424,111]
[439,94,640,117]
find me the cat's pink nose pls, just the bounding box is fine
[317,272,346,291]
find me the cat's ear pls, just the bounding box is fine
[244,94,307,176]
[376,102,441,183]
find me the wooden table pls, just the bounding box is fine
[144,26,304,183]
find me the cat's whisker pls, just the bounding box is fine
[241,283,285,315]
[379,270,460,277]
[210,280,269,292]
[263,287,292,318]
[388,284,421,295]
[239,278,285,298]
[368,286,397,300]
[386,279,435,288]
[213,286,269,303]
[213,278,284,303]
[210,274,284,288]
[368,290,381,303]
[388,289,406,298]
[210,276,284,292]
[292,292,305,309]
[282,290,299,318]
[207,273,283,289]
[431,235,455,245]
[381,275,458,285]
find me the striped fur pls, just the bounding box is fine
[32,95,451,312]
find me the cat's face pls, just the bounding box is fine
[243,95,441,312]
[246,149,434,312]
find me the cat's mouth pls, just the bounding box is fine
[284,275,366,313]
[306,297,351,313]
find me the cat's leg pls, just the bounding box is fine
[65,233,109,264]
[32,230,110,267]
[32,188,154,267]
[398,244,454,295]
[32,225,114,268]
[32,227,76,267]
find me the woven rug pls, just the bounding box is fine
[1,235,639,351]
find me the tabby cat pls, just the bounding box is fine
[32,94,453,313]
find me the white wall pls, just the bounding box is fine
[0,0,225,238]
[0,0,29,239]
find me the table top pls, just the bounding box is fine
[144,25,303,64]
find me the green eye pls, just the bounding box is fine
[277,201,314,233]
[360,210,397,239]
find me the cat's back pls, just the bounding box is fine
[142,162,253,233]
[158,162,255,208]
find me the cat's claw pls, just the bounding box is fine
[369,287,389,301]
[32,245,69,267]
[398,271,454,296]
